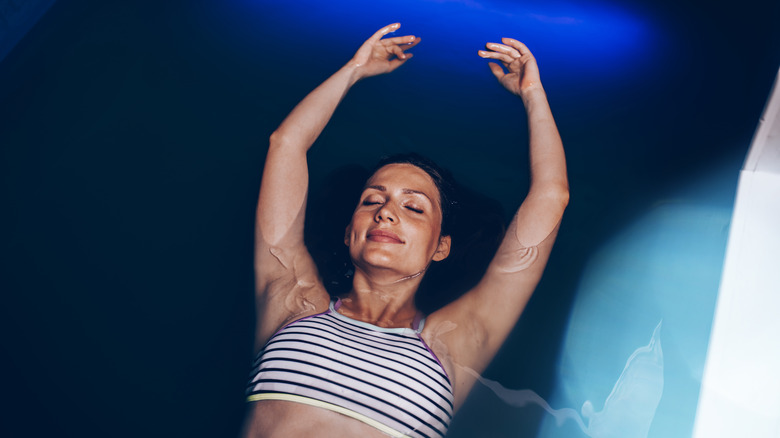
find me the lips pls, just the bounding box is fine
[366,229,404,244]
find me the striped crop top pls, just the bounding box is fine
[246,299,454,438]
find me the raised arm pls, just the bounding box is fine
[426,38,568,405]
[484,38,568,248]
[254,24,420,347]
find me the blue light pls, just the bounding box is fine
[245,0,660,90]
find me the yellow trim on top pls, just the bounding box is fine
[247,393,411,438]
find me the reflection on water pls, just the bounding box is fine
[463,366,589,430]
[581,321,664,437]
[466,321,664,437]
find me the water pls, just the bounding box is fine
[464,321,664,437]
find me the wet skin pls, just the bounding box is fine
[247,21,568,437]
[345,163,451,286]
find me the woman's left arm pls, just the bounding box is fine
[427,38,568,403]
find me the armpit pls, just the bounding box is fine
[269,246,291,270]
[283,289,322,322]
[264,245,327,315]
[492,245,539,273]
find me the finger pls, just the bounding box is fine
[478,49,514,65]
[390,44,408,60]
[382,36,420,56]
[382,35,417,45]
[399,36,421,50]
[501,38,531,56]
[487,62,505,80]
[485,42,521,58]
[396,38,421,56]
[369,23,401,42]
[386,55,411,72]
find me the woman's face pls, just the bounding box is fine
[345,163,451,280]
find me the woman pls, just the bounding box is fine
[243,23,568,438]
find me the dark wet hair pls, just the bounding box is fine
[370,153,458,237]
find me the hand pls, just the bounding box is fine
[349,23,420,80]
[478,38,541,96]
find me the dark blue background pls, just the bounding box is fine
[2,0,778,436]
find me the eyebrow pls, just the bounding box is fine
[364,185,434,204]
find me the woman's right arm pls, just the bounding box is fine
[254,23,420,347]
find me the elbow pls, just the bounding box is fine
[546,187,569,221]
[268,129,310,155]
[268,130,289,151]
[557,185,570,209]
[533,183,569,210]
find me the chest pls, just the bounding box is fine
[248,311,455,438]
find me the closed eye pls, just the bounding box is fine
[405,206,423,214]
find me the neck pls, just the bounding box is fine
[340,267,425,328]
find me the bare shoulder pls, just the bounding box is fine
[420,294,487,408]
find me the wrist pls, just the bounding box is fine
[341,60,365,86]
[519,85,547,104]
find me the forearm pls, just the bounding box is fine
[270,62,362,153]
[257,23,415,252]
[506,87,568,248]
[521,87,568,195]
[256,62,363,248]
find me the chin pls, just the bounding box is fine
[354,255,395,272]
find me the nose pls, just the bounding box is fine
[374,204,396,223]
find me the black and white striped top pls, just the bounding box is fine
[246,299,454,438]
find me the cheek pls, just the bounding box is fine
[345,211,370,244]
[349,211,369,228]
[411,220,442,250]
[346,218,363,244]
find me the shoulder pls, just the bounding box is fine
[420,303,488,409]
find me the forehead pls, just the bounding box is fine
[365,164,440,198]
